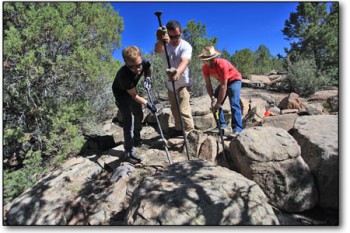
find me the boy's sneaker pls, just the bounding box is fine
[124,151,143,164]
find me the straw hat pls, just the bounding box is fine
[197,46,221,60]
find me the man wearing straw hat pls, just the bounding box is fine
[198,45,243,138]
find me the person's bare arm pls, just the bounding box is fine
[204,77,214,98]
[176,57,190,76]
[127,87,147,105]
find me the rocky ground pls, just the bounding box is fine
[4,87,339,225]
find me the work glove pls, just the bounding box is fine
[166,67,179,81]
[211,97,217,108]
[146,102,157,114]
[156,26,169,43]
[144,76,152,90]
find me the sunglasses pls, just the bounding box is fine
[127,62,142,69]
[169,34,181,40]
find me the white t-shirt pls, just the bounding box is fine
[161,39,192,91]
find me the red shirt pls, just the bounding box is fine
[201,58,242,83]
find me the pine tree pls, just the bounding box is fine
[282,2,338,83]
[231,49,254,79]
[254,45,272,75]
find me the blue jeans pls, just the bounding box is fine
[214,80,243,132]
[115,95,143,153]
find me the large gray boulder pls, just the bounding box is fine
[126,160,279,225]
[229,127,318,213]
[261,114,298,132]
[291,115,339,209]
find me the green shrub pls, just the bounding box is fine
[43,103,87,164]
[4,150,47,204]
[137,53,168,101]
[283,58,332,97]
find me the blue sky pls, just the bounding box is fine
[110,1,299,61]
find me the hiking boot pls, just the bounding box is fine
[125,152,142,164]
[226,131,240,139]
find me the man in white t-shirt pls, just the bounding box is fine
[155,20,194,137]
